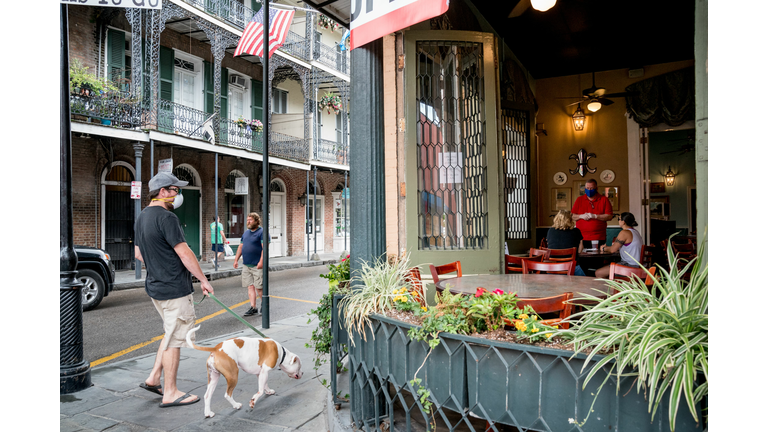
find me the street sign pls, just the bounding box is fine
[235,177,249,195]
[130,181,142,199]
[60,0,162,9]
[158,158,173,173]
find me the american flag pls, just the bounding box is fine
[234,6,295,59]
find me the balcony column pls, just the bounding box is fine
[126,7,143,96]
[133,143,145,279]
[307,11,315,60]
[147,8,164,129]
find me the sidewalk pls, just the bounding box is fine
[114,252,344,290]
[60,313,356,432]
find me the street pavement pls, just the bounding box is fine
[59,252,356,431]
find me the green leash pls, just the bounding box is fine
[196,293,268,338]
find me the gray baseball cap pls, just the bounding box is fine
[148,172,188,191]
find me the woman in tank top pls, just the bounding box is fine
[594,212,644,279]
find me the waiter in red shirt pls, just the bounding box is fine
[571,179,614,248]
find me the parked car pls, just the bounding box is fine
[75,245,116,311]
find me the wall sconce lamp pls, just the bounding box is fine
[298,192,308,207]
[572,104,586,131]
[665,166,676,186]
[531,0,557,12]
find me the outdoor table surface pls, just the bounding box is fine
[578,249,620,258]
[435,273,610,300]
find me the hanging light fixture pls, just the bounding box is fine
[572,104,586,131]
[587,98,602,112]
[665,166,676,186]
[298,192,308,207]
[531,0,557,12]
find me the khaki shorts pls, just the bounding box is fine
[242,265,263,290]
[152,294,196,350]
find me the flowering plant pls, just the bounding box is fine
[318,14,340,31]
[512,314,559,342]
[319,254,351,283]
[235,116,248,128]
[318,92,342,115]
[235,116,264,133]
[391,286,426,314]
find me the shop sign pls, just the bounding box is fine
[60,0,162,9]
[235,177,249,195]
[158,158,173,173]
[350,0,450,50]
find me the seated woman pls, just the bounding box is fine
[595,212,644,279]
[546,210,586,276]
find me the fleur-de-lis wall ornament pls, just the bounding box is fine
[569,148,596,177]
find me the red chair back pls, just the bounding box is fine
[609,263,657,286]
[521,260,576,275]
[429,261,462,285]
[640,244,654,267]
[504,254,544,274]
[539,237,548,249]
[406,267,426,306]
[542,247,577,262]
[528,248,551,261]
[515,292,575,329]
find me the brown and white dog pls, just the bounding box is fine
[186,325,303,418]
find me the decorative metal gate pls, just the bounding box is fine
[104,165,134,270]
[415,40,487,250]
[501,107,531,241]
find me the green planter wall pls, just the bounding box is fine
[347,314,704,432]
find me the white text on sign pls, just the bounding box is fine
[60,0,162,10]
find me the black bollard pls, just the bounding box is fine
[60,3,91,394]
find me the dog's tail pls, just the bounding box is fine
[186,325,216,352]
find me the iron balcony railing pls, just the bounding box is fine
[70,92,142,129]
[280,30,310,60]
[270,131,310,162]
[156,99,211,141]
[314,41,350,75]
[221,118,263,151]
[182,0,250,29]
[315,138,348,166]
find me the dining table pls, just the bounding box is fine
[434,273,611,301]
[577,249,621,276]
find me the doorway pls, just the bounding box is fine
[101,162,135,270]
[269,180,286,257]
[172,165,202,258]
[305,196,324,254]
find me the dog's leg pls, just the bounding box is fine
[249,369,273,408]
[204,360,220,418]
[223,366,241,411]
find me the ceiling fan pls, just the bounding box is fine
[560,72,634,112]
[660,133,695,155]
[508,0,557,18]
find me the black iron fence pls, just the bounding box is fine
[315,138,348,166]
[156,99,211,141]
[70,92,142,129]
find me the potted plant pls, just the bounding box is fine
[69,58,119,97]
[318,92,342,115]
[317,14,340,32]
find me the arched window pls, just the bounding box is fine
[172,165,198,186]
[270,179,285,193]
[225,170,247,238]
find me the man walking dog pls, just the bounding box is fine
[134,172,214,408]
[233,212,264,316]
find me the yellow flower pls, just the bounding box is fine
[553,325,559,329]
[421,306,428,312]
[411,291,419,297]
[519,314,529,320]
[515,322,527,332]
[532,316,538,321]
[531,327,539,333]
[546,333,553,339]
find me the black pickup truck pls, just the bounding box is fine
[75,245,116,311]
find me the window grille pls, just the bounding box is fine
[225,172,242,190]
[172,166,197,186]
[416,40,486,250]
[270,180,285,192]
[174,58,195,72]
[502,108,531,240]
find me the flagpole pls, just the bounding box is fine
[261,0,270,329]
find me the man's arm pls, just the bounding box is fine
[595,213,614,222]
[256,251,264,269]
[134,245,143,263]
[233,244,243,268]
[173,242,214,295]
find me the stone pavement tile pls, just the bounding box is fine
[172,417,289,432]
[295,411,327,431]
[86,384,208,431]
[60,412,120,432]
[60,386,126,417]
[245,379,326,428]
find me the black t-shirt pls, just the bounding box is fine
[134,206,193,300]
[546,227,583,250]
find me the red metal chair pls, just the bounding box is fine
[406,267,426,307]
[542,247,577,262]
[608,263,657,287]
[429,261,462,291]
[521,260,576,276]
[504,254,544,274]
[528,248,551,261]
[539,237,548,249]
[509,292,575,329]
[640,244,654,268]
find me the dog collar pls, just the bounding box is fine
[279,346,287,366]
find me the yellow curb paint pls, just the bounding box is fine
[90,299,251,368]
[270,295,319,304]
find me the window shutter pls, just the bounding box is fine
[107,29,125,83]
[159,46,174,102]
[220,68,229,141]
[204,61,214,114]
[251,0,262,13]
[251,79,263,122]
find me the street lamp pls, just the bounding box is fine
[298,192,307,207]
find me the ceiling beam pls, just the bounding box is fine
[301,0,349,29]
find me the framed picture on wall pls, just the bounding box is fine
[551,188,572,212]
[603,186,619,212]
[650,196,671,220]
[574,180,587,197]
[650,182,665,193]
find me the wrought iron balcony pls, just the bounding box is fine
[156,99,211,140]
[269,131,310,162]
[313,41,350,75]
[280,30,310,61]
[69,91,143,129]
[314,138,348,166]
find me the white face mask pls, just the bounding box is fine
[152,191,184,209]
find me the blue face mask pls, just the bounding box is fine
[585,188,597,198]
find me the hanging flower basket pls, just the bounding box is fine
[246,119,263,133]
[318,14,340,32]
[318,92,342,115]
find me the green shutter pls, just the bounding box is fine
[204,61,214,114]
[251,79,264,151]
[251,0,262,13]
[158,46,174,133]
[220,68,229,143]
[107,29,125,84]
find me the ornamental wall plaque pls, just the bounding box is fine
[569,148,596,177]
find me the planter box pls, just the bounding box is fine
[348,314,704,432]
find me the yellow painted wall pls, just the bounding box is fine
[534,60,694,228]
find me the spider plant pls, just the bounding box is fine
[559,234,708,431]
[339,254,414,345]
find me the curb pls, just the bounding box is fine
[113,259,338,291]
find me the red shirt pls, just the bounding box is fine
[571,194,613,240]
